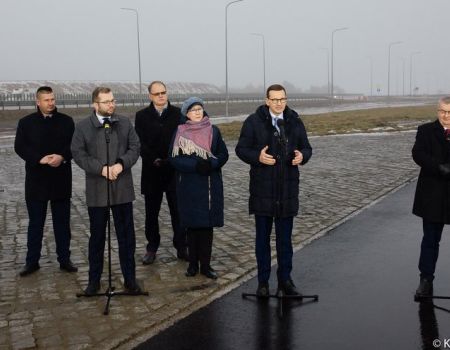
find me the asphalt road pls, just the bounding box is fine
[135,181,450,350]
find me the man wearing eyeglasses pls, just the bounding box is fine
[71,87,141,295]
[236,84,312,297]
[134,81,187,265]
[413,96,450,300]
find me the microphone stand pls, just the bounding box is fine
[77,119,148,315]
[242,118,318,318]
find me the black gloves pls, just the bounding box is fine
[153,158,168,167]
[196,159,212,175]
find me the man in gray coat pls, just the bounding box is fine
[71,87,141,295]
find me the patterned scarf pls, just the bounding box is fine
[172,117,215,159]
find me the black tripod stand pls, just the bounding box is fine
[416,295,450,302]
[76,119,148,315]
[242,289,319,318]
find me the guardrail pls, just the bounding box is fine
[0,93,336,110]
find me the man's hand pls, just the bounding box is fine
[110,163,123,178]
[292,150,303,166]
[102,165,117,181]
[259,145,276,165]
[102,164,123,181]
[39,154,64,167]
[47,154,64,167]
[39,155,51,164]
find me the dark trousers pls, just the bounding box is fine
[144,191,186,252]
[419,219,444,280]
[25,198,71,265]
[255,215,294,283]
[87,202,136,284]
[186,227,213,270]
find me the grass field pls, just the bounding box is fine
[0,104,437,140]
[217,105,436,140]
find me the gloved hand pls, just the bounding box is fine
[438,163,450,178]
[153,158,168,167]
[196,159,212,175]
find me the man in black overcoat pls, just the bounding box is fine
[14,86,77,276]
[236,84,312,297]
[135,81,187,264]
[413,96,450,298]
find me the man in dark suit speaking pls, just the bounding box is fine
[235,84,312,297]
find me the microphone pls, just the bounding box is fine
[276,118,286,145]
[103,118,112,143]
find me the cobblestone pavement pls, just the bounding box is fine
[0,131,419,350]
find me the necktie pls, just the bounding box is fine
[273,117,281,132]
[445,129,450,141]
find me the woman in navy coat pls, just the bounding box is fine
[169,97,228,279]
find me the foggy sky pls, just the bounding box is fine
[1,0,448,95]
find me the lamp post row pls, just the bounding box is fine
[121,6,423,109]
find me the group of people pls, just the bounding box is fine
[15,82,313,297]
[15,82,450,299]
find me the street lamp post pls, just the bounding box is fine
[387,41,402,97]
[251,33,266,94]
[320,48,330,95]
[331,27,348,102]
[225,0,244,118]
[409,51,421,96]
[121,7,143,105]
[367,56,373,97]
[401,58,405,96]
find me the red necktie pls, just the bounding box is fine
[445,129,450,141]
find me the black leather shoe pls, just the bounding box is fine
[415,278,433,301]
[201,266,218,280]
[185,264,199,277]
[84,281,100,296]
[278,279,301,296]
[19,263,40,277]
[177,248,189,261]
[60,260,78,273]
[124,280,143,294]
[142,251,156,265]
[256,282,270,297]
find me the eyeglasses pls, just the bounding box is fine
[268,98,287,104]
[439,109,450,116]
[96,99,116,105]
[188,107,203,113]
[151,91,167,97]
